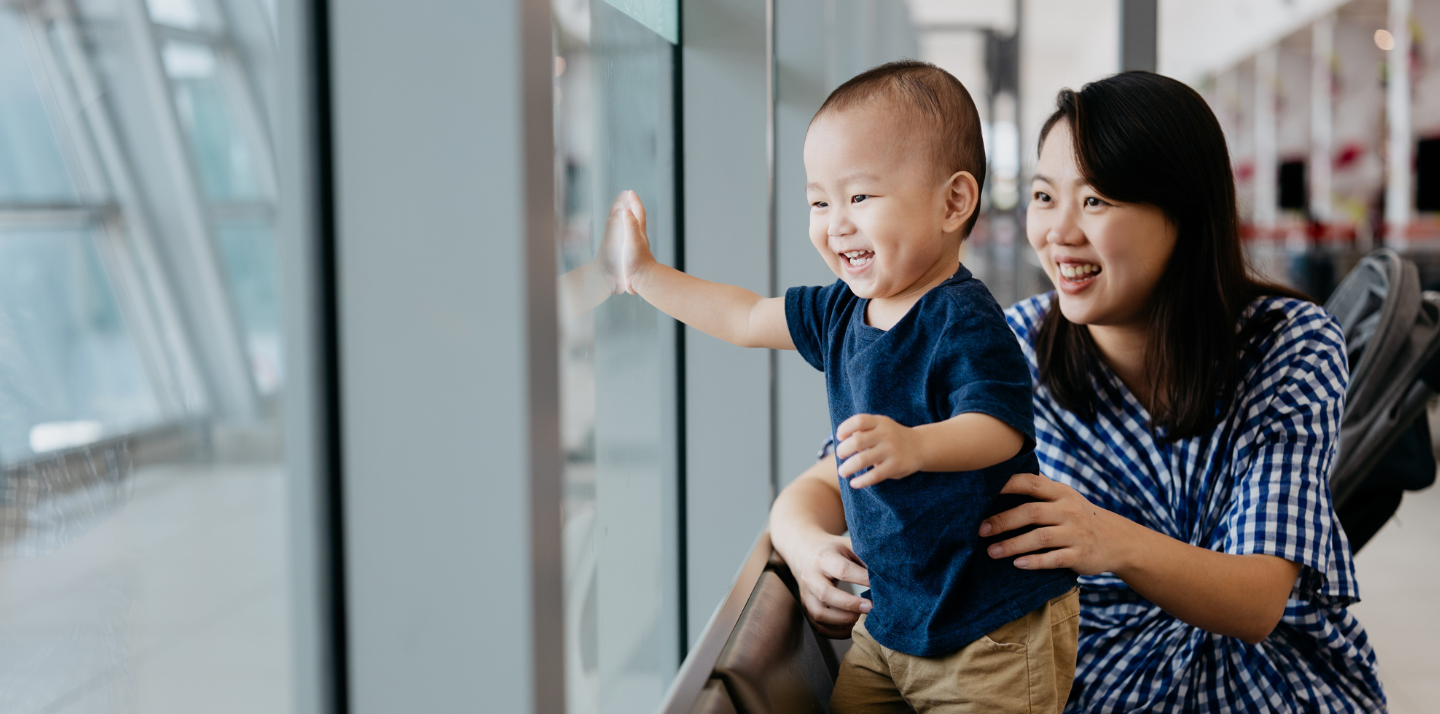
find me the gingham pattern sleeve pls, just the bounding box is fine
[1224,300,1357,604]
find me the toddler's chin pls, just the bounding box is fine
[841,277,881,299]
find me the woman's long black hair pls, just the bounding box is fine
[1033,71,1308,440]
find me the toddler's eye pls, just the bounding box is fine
[812,201,828,208]
[852,195,868,203]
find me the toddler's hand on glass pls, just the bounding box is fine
[598,192,638,295]
[834,414,923,488]
[606,190,654,295]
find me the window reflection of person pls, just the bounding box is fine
[770,72,1386,711]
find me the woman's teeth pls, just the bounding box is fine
[1059,263,1100,279]
[842,250,874,267]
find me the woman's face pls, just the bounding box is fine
[1027,122,1177,329]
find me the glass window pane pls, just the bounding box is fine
[0,9,78,203]
[163,41,262,202]
[0,0,304,710]
[214,220,282,393]
[557,2,680,712]
[0,228,161,461]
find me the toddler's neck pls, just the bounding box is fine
[864,256,961,330]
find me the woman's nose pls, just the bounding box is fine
[1046,211,1085,246]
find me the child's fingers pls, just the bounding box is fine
[834,430,878,460]
[620,209,645,294]
[838,447,882,479]
[835,413,877,442]
[626,190,648,234]
[846,463,891,489]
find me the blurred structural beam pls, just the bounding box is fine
[1387,0,1413,244]
[1254,48,1280,231]
[1311,14,1335,224]
[328,0,563,710]
[1119,0,1157,72]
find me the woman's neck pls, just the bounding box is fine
[1088,322,1155,408]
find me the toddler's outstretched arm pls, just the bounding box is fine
[618,191,794,350]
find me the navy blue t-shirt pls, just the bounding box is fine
[786,267,1077,656]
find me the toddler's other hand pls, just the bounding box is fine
[834,414,923,488]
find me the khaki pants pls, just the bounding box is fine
[831,588,1079,714]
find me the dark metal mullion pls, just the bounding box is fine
[671,11,689,666]
[306,0,349,710]
[765,0,778,504]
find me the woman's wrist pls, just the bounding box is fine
[1098,507,1150,578]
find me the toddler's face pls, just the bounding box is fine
[803,105,963,301]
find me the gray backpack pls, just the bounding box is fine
[1324,249,1440,550]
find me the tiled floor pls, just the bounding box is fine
[0,460,1432,713]
[0,463,293,714]
[1350,483,1440,714]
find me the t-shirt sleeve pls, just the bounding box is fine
[1222,304,1354,604]
[785,281,844,372]
[934,289,1037,447]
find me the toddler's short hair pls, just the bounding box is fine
[814,60,986,236]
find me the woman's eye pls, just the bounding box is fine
[1033,191,1051,203]
[1084,196,1105,208]
[851,195,868,203]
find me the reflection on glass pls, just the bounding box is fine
[163,41,262,202]
[215,220,283,393]
[0,229,162,461]
[0,9,77,203]
[556,1,681,711]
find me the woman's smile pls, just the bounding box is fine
[1055,259,1102,293]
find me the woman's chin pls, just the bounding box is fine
[1056,296,1100,326]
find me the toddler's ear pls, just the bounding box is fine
[943,171,980,233]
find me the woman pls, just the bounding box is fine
[770,72,1386,712]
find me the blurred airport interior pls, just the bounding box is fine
[0,0,1436,711]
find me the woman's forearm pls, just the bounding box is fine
[769,459,848,567]
[770,458,873,635]
[1107,513,1301,644]
[984,474,1303,645]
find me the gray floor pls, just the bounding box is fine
[1350,483,1440,714]
[0,461,1432,713]
[0,463,292,714]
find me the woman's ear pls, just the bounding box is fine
[943,171,980,234]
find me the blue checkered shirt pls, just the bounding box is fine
[1006,293,1386,713]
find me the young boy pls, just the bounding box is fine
[616,61,1078,712]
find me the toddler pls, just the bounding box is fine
[616,61,1078,713]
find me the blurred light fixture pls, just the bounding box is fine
[1375,29,1396,51]
[555,56,567,77]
